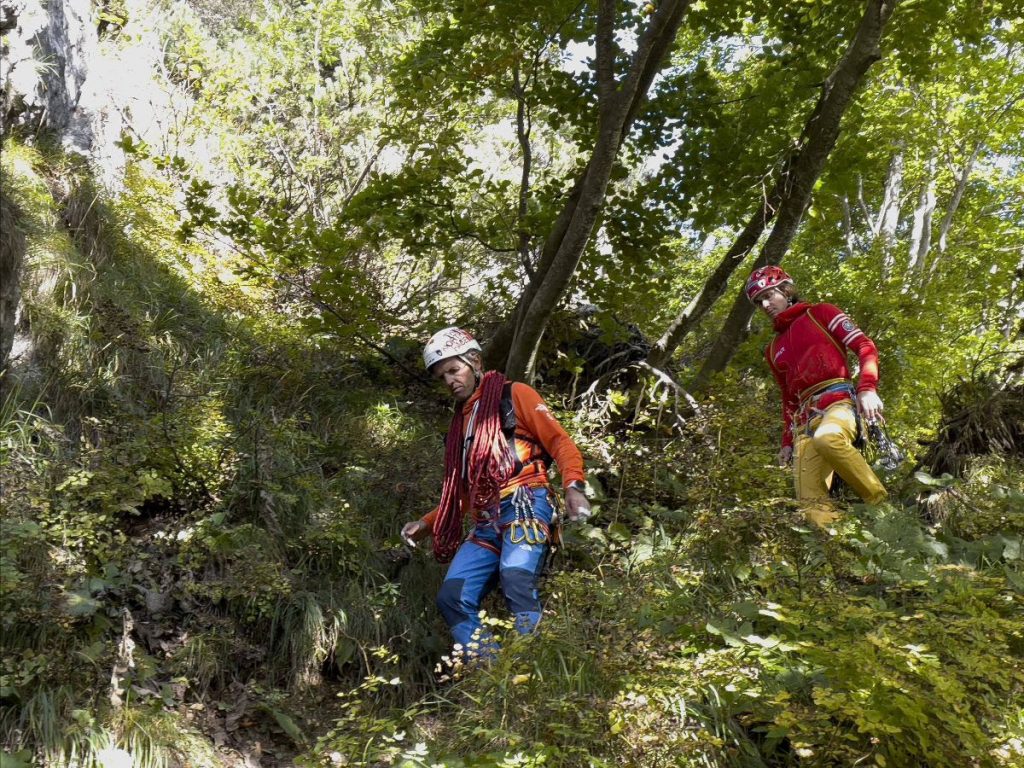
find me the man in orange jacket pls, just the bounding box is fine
[747,267,888,526]
[401,327,589,657]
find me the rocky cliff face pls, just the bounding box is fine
[1,0,189,374]
[3,0,196,182]
[2,0,104,151]
[2,0,105,373]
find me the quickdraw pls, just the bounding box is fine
[507,485,548,545]
[868,420,905,471]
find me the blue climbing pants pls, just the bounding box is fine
[436,487,553,656]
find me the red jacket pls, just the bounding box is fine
[765,302,879,449]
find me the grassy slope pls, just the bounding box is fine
[0,140,452,766]
[1,140,1023,768]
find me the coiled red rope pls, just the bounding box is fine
[432,371,516,562]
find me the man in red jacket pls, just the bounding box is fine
[746,266,888,526]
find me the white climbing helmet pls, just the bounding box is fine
[422,327,482,371]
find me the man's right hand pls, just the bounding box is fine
[778,446,793,467]
[401,520,430,547]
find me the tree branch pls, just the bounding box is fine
[690,0,900,391]
[513,63,536,281]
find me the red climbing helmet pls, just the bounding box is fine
[745,266,793,302]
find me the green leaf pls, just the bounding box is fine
[732,563,753,581]
[63,590,101,617]
[913,471,955,488]
[706,621,743,647]
[0,750,33,768]
[631,542,654,564]
[606,522,632,542]
[268,708,305,745]
[1004,566,1024,593]
[1002,537,1021,561]
[742,633,780,649]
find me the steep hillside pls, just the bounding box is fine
[0,141,456,765]
[2,0,1024,764]
[3,142,1023,768]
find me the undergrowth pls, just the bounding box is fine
[1,138,448,766]
[2,138,1023,767]
[315,465,1023,768]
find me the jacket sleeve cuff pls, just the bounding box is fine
[420,508,438,529]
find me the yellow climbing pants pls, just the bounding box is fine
[794,401,888,527]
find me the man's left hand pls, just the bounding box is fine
[564,487,591,522]
[858,389,884,423]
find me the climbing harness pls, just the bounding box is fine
[461,400,481,482]
[796,378,860,438]
[498,382,552,478]
[796,379,864,501]
[797,379,903,471]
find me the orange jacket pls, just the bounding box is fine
[421,382,585,529]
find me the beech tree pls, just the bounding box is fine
[172,0,1022,397]
[685,0,898,390]
[491,0,694,378]
[645,0,899,373]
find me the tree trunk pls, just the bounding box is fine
[513,64,536,281]
[856,173,872,227]
[875,151,904,242]
[690,0,899,392]
[646,180,785,369]
[840,194,857,257]
[489,0,693,378]
[877,150,903,276]
[926,141,993,287]
[907,154,936,273]
[1005,251,1024,340]
[936,138,982,253]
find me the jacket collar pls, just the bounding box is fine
[772,302,810,333]
[460,380,484,413]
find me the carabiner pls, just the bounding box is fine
[509,521,527,544]
[522,521,538,545]
[530,520,549,545]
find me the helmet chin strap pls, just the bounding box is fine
[777,286,795,306]
[457,355,483,392]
